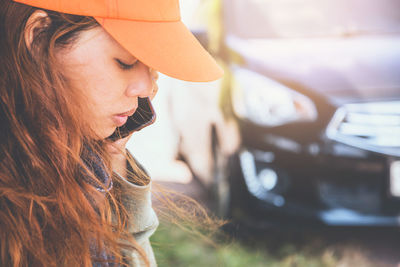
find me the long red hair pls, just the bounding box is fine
[0,1,227,266]
[0,1,151,266]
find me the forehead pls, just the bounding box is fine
[70,26,135,60]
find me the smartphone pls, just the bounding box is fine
[106,97,156,141]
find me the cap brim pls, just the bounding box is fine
[94,17,224,82]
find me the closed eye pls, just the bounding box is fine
[116,59,139,70]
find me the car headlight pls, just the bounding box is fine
[231,67,317,127]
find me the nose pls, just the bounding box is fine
[125,62,156,98]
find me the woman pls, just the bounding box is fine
[0,0,223,266]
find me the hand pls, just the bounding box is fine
[105,133,134,177]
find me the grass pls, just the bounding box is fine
[149,223,356,267]
[149,184,398,267]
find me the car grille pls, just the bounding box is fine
[326,101,400,157]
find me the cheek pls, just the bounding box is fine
[57,47,129,138]
[84,78,132,138]
[62,64,125,138]
[84,101,118,139]
[68,59,123,110]
[81,83,121,137]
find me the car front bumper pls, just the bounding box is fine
[231,145,400,227]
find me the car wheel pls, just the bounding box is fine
[210,127,232,218]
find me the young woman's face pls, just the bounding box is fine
[57,26,157,139]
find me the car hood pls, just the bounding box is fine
[226,35,400,104]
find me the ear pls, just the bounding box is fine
[24,10,51,52]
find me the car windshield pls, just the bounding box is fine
[223,0,400,38]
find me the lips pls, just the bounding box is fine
[116,107,137,117]
[112,107,137,127]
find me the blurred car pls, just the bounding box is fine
[169,0,400,226]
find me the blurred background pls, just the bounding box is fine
[127,0,400,266]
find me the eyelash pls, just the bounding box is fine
[117,59,139,70]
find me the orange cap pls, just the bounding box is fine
[13,0,224,82]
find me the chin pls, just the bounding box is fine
[104,127,117,140]
[93,127,117,140]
